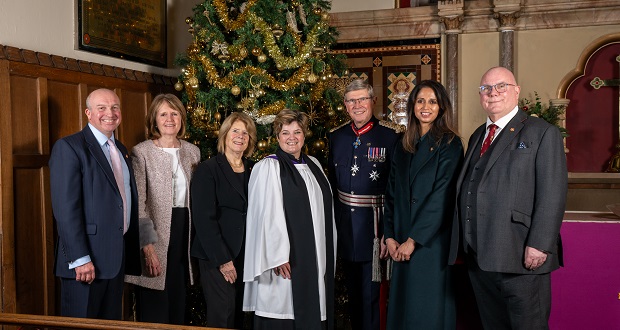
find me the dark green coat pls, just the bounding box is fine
[384,133,463,329]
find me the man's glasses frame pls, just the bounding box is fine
[344,96,373,105]
[479,83,516,95]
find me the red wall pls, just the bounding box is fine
[566,43,620,172]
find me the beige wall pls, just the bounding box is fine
[459,25,620,144]
[330,0,394,13]
[0,0,201,76]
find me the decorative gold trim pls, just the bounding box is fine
[331,44,438,55]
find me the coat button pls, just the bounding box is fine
[351,208,355,212]
[411,199,417,204]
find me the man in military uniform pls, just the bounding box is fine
[328,79,402,330]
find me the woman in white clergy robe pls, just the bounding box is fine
[243,109,337,330]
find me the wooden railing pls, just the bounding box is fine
[0,313,225,330]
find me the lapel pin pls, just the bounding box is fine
[430,147,434,151]
[510,127,515,132]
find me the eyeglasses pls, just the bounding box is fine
[479,83,516,95]
[344,96,372,105]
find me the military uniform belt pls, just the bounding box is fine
[337,190,384,208]
[337,189,384,282]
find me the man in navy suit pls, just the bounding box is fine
[449,67,567,329]
[49,88,140,319]
[328,79,402,330]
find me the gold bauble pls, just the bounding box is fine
[218,54,230,62]
[337,105,344,111]
[187,76,199,89]
[313,139,323,150]
[320,75,328,81]
[257,140,268,151]
[328,109,335,117]
[252,47,262,56]
[305,130,313,138]
[174,81,184,91]
[214,112,222,121]
[185,17,194,25]
[231,85,241,96]
[307,73,318,84]
[258,54,267,63]
[313,7,322,15]
[313,138,326,150]
[272,24,284,39]
[321,12,330,21]
[291,0,300,6]
[239,47,248,58]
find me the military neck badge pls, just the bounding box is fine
[351,121,374,149]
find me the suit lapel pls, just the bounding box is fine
[82,126,119,194]
[216,153,247,202]
[457,124,485,193]
[483,110,528,177]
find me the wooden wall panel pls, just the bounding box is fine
[13,168,47,315]
[118,90,149,151]
[10,76,41,154]
[48,82,83,145]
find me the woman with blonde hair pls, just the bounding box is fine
[125,93,201,324]
[191,111,257,329]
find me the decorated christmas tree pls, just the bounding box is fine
[175,0,350,163]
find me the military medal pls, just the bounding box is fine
[351,155,359,176]
[369,170,379,181]
[368,147,387,162]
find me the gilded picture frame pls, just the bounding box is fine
[77,0,167,67]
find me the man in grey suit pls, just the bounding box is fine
[449,67,567,329]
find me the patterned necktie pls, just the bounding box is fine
[108,139,127,233]
[480,124,498,157]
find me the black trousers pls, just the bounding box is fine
[342,260,380,330]
[467,252,551,330]
[136,207,189,325]
[199,256,245,329]
[60,242,125,320]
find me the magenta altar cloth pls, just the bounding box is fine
[550,211,620,329]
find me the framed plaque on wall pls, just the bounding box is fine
[77,0,167,67]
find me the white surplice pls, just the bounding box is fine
[242,156,337,320]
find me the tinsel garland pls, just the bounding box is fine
[198,55,312,91]
[255,99,287,117]
[211,0,258,31]
[248,12,327,70]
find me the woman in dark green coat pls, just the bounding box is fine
[384,80,463,329]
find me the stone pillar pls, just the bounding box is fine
[550,98,571,153]
[493,1,522,72]
[438,1,464,129]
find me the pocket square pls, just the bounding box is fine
[518,141,528,149]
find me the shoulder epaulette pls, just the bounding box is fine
[329,120,352,133]
[379,120,406,134]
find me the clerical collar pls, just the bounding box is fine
[267,150,305,164]
[351,118,376,149]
